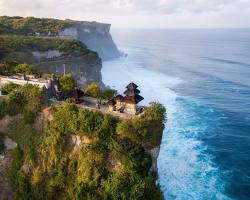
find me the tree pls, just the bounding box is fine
[14,63,34,75]
[1,82,20,95]
[84,82,101,98]
[59,73,76,94]
[101,88,117,100]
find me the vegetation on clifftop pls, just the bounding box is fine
[0,16,70,36]
[0,84,44,123]
[5,101,166,200]
[0,35,95,63]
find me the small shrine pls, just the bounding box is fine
[108,82,144,115]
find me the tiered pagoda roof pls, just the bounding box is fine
[123,82,144,104]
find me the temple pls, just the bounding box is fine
[108,82,144,115]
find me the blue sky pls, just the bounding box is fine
[0,0,250,28]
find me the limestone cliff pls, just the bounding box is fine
[59,22,121,60]
[34,52,104,88]
[0,35,104,88]
[0,16,121,60]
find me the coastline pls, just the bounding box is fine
[101,52,230,199]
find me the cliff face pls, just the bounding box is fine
[33,52,104,88]
[0,16,121,85]
[0,35,104,88]
[59,22,121,60]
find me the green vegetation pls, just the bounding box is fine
[0,16,74,36]
[1,82,21,95]
[84,82,101,98]
[7,102,166,200]
[0,84,44,123]
[117,102,166,148]
[0,61,18,75]
[101,88,117,100]
[58,73,76,96]
[14,63,34,74]
[0,35,92,63]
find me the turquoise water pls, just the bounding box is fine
[102,29,250,200]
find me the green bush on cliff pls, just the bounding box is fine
[8,102,165,200]
[101,88,117,100]
[0,16,70,35]
[117,102,166,148]
[0,35,92,63]
[14,63,35,75]
[1,82,21,95]
[84,82,101,98]
[58,73,76,96]
[0,84,44,123]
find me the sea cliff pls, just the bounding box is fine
[0,35,103,87]
[59,22,121,60]
[0,100,166,200]
[0,16,121,60]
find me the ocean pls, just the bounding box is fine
[102,29,250,200]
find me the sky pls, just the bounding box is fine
[0,0,250,28]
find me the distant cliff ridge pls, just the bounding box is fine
[0,16,121,60]
[0,35,103,87]
[59,22,121,60]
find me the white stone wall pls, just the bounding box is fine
[124,103,137,115]
[0,77,51,89]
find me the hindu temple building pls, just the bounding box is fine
[123,82,144,115]
[108,82,144,115]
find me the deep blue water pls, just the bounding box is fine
[103,29,250,200]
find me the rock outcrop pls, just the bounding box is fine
[34,53,104,88]
[145,146,161,174]
[59,22,121,60]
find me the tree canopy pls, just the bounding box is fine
[14,63,34,75]
[84,82,101,98]
[59,73,76,95]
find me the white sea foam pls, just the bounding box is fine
[102,55,230,200]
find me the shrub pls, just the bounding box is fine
[116,102,166,148]
[101,88,117,100]
[1,82,20,95]
[14,63,34,75]
[2,84,44,123]
[59,73,76,95]
[84,82,101,98]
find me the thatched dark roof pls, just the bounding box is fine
[126,82,138,90]
[123,89,140,96]
[115,94,124,100]
[123,94,144,104]
[123,82,144,104]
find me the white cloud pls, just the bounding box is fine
[0,0,250,28]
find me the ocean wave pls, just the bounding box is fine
[102,54,231,200]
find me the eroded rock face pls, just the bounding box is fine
[59,23,121,60]
[68,134,92,152]
[32,50,62,60]
[145,146,160,174]
[35,55,104,88]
